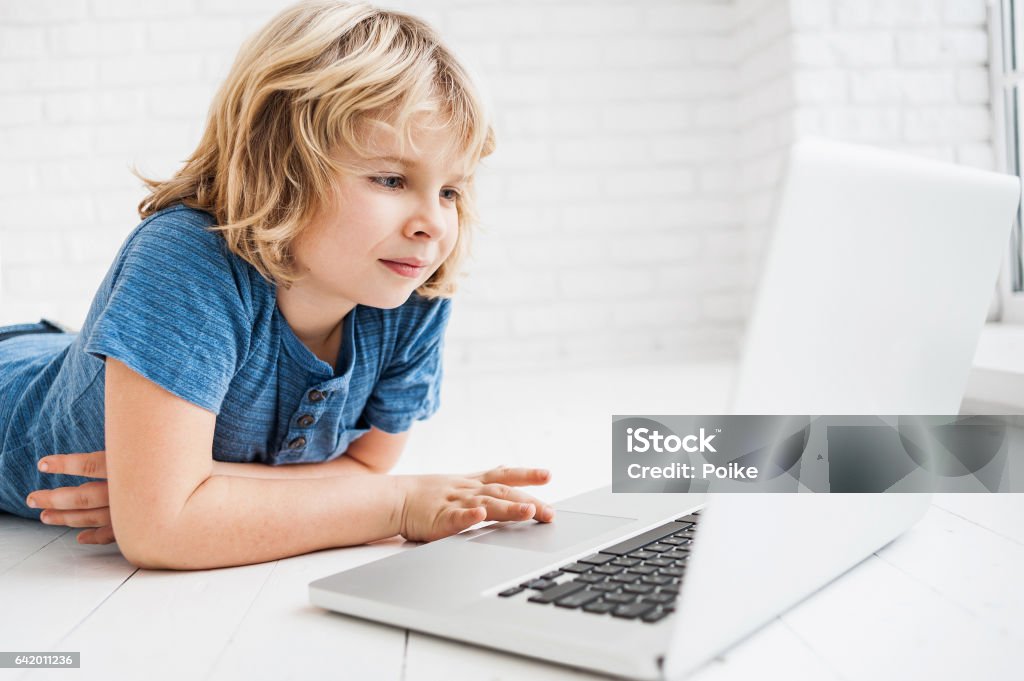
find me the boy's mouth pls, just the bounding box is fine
[380,258,428,278]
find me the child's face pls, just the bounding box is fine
[290,117,469,311]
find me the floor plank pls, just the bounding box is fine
[206,539,410,681]
[0,515,72,576]
[21,559,275,681]
[874,502,1024,643]
[0,523,132,660]
[779,550,1022,681]
[687,618,846,681]
[932,493,1024,544]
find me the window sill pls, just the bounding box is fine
[963,323,1024,413]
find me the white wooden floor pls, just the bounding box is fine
[1,363,1021,680]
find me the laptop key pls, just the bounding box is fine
[559,562,592,574]
[623,583,655,595]
[575,573,606,584]
[628,550,657,560]
[611,557,641,567]
[555,589,603,609]
[590,581,620,592]
[640,592,677,605]
[661,537,688,546]
[582,600,616,615]
[593,564,623,575]
[675,515,699,524]
[626,565,657,576]
[641,575,673,586]
[542,570,563,580]
[641,608,672,623]
[664,551,690,560]
[645,558,672,567]
[498,586,525,597]
[603,592,637,604]
[523,578,557,590]
[578,553,616,565]
[610,573,640,584]
[598,522,691,556]
[658,585,680,595]
[527,580,587,604]
[645,543,673,553]
[658,567,685,577]
[612,602,656,620]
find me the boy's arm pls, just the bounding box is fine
[341,427,409,472]
[211,428,410,479]
[104,358,403,570]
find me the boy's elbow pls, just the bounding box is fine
[118,535,201,571]
[110,476,218,571]
[111,508,197,570]
[121,549,161,571]
[118,537,169,570]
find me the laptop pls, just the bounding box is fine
[309,138,1022,679]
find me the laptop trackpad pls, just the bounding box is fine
[468,510,636,553]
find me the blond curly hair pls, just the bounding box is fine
[137,0,495,297]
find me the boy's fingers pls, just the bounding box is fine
[477,484,555,522]
[473,497,538,522]
[38,451,108,479]
[40,507,112,529]
[534,505,555,522]
[441,507,485,538]
[77,526,116,545]
[474,466,550,486]
[27,481,109,510]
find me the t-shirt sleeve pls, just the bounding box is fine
[363,297,451,434]
[83,211,252,414]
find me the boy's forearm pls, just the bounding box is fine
[130,473,404,570]
[211,455,375,479]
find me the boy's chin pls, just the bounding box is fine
[363,288,417,309]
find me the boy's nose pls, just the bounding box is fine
[405,197,448,240]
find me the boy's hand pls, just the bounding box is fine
[395,466,555,543]
[25,451,114,545]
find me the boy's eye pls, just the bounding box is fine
[372,175,404,189]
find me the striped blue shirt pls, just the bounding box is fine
[0,204,450,520]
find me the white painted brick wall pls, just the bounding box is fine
[789,0,994,172]
[740,0,997,346]
[0,0,1000,373]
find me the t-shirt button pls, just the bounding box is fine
[297,414,315,427]
[308,390,325,403]
[288,436,307,450]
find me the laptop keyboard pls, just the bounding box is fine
[496,511,701,624]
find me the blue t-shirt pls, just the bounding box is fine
[0,204,450,520]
